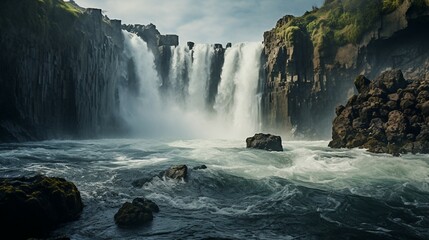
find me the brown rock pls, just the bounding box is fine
[246,133,283,151]
[354,75,371,93]
[162,165,188,180]
[421,101,429,116]
[372,70,407,93]
[385,110,407,143]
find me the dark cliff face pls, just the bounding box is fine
[262,0,429,138]
[0,0,124,141]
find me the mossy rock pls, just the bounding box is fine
[0,175,83,239]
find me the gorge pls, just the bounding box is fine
[1,0,429,239]
[1,0,429,142]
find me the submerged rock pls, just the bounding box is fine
[193,165,208,170]
[329,70,429,155]
[131,177,152,188]
[0,175,83,239]
[114,197,159,228]
[246,133,283,151]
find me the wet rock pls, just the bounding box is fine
[114,201,153,228]
[193,165,208,170]
[161,165,188,180]
[330,70,429,155]
[0,175,83,239]
[246,133,283,151]
[132,197,159,213]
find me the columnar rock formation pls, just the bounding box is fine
[0,0,124,141]
[261,0,429,138]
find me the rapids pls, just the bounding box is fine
[1,139,428,239]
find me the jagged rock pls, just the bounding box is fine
[372,70,408,94]
[354,75,371,93]
[246,133,283,151]
[161,165,188,180]
[0,175,83,239]
[114,198,156,228]
[187,41,195,50]
[330,70,429,155]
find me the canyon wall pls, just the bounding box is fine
[0,0,125,141]
[261,0,429,138]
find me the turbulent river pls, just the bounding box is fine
[1,139,428,239]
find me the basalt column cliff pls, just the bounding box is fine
[0,0,178,142]
[261,0,429,138]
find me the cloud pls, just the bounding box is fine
[73,0,323,44]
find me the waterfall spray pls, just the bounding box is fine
[120,32,264,139]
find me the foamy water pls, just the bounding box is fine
[1,139,428,239]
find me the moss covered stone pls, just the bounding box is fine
[0,175,83,239]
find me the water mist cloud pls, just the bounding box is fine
[73,0,323,44]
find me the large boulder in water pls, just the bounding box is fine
[114,197,159,228]
[0,175,83,239]
[329,70,429,155]
[246,133,283,151]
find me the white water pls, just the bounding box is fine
[121,31,264,139]
[2,139,428,239]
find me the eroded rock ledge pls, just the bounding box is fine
[329,70,429,155]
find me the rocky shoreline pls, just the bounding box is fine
[329,70,429,155]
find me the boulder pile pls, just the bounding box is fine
[329,70,429,155]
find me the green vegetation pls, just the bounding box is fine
[382,0,404,13]
[274,0,428,52]
[0,0,83,47]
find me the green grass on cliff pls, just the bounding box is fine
[0,0,82,34]
[0,0,83,47]
[275,0,428,50]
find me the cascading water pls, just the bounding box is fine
[121,30,264,139]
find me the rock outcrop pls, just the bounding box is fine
[261,0,429,138]
[114,197,159,228]
[329,70,429,155]
[0,175,83,239]
[246,133,283,151]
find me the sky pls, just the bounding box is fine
[72,0,324,44]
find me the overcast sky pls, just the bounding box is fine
[73,0,323,44]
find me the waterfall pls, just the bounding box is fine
[121,31,264,138]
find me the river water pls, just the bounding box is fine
[1,139,428,239]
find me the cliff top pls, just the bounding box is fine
[267,0,429,50]
[0,0,82,33]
